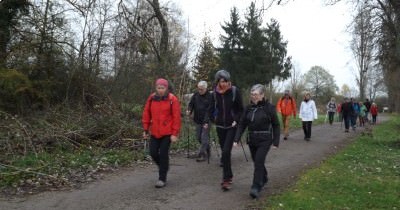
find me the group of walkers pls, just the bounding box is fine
[327,97,379,132]
[140,69,379,200]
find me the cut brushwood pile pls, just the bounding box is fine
[0,107,150,196]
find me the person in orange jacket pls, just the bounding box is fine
[276,90,297,140]
[142,78,181,188]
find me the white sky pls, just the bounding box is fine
[171,0,356,89]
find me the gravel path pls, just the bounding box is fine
[1,118,384,210]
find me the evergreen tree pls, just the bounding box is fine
[193,35,219,88]
[219,7,243,86]
[219,2,291,89]
[266,19,292,83]
[239,2,269,88]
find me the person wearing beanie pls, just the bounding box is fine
[206,69,244,191]
[142,78,181,188]
[299,92,317,141]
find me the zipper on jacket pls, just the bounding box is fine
[222,95,226,127]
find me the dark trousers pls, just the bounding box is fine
[216,127,236,180]
[149,135,171,182]
[328,112,335,124]
[351,114,357,128]
[372,115,377,124]
[302,121,312,138]
[343,114,351,129]
[195,124,210,157]
[249,141,270,191]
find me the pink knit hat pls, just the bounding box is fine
[155,78,168,88]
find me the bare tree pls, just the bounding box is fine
[287,63,305,103]
[351,2,376,100]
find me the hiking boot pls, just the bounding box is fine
[221,178,233,185]
[249,188,259,199]
[221,181,231,191]
[196,155,206,162]
[155,180,166,188]
[345,129,349,133]
[283,136,288,140]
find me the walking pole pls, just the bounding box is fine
[240,137,249,162]
[341,116,343,129]
[186,116,191,158]
[211,128,220,158]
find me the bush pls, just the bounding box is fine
[0,69,33,113]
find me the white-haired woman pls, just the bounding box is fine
[326,97,337,125]
[187,80,212,162]
[299,92,318,141]
[234,84,280,199]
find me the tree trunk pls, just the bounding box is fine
[148,0,169,63]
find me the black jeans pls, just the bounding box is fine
[149,135,171,182]
[372,115,377,124]
[328,112,335,124]
[302,121,312,138]
[343,114,351,129]
[216,127,236,180]
[249,141,270,191]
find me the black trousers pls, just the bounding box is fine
[343,114,351,129]
[216,127,236,180]
[328,112,335,124]
[302,121,312,138]
[249,141,271,191]
[149,135,171,182]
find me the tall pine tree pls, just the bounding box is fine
[266,19,292,83]
[219,2,291,89]
[193,35,219,88]
[219,7,243,87]
[239,2,269,88]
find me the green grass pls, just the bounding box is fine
[257,115,400,210]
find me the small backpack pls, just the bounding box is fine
[148,93,173,117]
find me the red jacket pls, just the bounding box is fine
[276,96,297,117]
[370,105,378,115]
[142,93,181,139]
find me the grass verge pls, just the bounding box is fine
[256,115,400,209]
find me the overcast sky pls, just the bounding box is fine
[172,0,356,89]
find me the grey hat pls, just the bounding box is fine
[215,70,231,83]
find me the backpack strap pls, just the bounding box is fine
[149,93,173,114]
[263,103,273,133]
[231,86,236,102]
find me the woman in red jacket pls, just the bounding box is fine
[142,78,181,188]
[370,103,378,125]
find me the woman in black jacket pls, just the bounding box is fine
[207,70,244,191]
[235,84,280,199]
